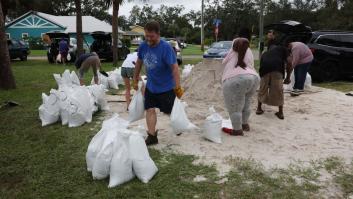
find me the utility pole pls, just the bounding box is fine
[259,0,264,60]
[201,0,205,51]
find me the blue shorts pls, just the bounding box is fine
[144,88,176,114]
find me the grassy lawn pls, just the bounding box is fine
[182,44,204,56]
[314,81,353,93]
[1,60,353,198]
[30,50,47,57]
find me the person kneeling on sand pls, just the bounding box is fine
[256,45,290,120]
[221,38,260,136]
[75,52,101,85]
[133,21,183,145]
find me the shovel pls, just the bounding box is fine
[99,70,109,77]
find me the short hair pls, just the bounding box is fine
[144,21,160,34]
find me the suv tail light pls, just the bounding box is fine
[310,48,315,54]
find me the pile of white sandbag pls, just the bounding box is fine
[91,68,125,90]
[86,114,158,188]
[182,64,194,79]
[283,72,312,91]
[39,69,109,127]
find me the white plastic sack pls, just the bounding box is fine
[91,73,109,89]
[38,89,60,126]
[182,64,194,79]
[68,86,93,128]
[92,141,114,180]
[53,74,62,87]
[129,132,158,183]
[67,53,71,61]
[108,133,134,188]
[86,114,128,172]
[113,68,124,85]
[56,54,61,62]
[107,71,119,90]
[170,98,198,135]
[203,107,222,144]
[128,89,145,123]
[70,71,80,86]
[284,72,312,91]
[61,70,73,87]
[87,84,109,111]
[222,119,232,129]
[58,86,74,125]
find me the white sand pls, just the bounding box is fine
[107,59,353,176]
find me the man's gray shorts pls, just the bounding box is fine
[121,67,134,79]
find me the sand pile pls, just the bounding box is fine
[106,59,353,176]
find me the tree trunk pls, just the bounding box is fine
[75,0,84,58]
[112,0,119,67]
[0,0,16,90]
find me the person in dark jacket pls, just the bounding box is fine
[75,52,101,85]
[256,45,290,119]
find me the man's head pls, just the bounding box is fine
[267,30,275,40]
[144,21,160,46]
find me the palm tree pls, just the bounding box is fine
[0,0,16,89]
[75,0,84,58]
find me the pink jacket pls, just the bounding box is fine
[222,40,258,82]
[289,42,314,67]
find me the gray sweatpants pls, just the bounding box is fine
[222,74,259,130]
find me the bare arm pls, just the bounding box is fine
[133,58,143,89]
[172,63,181,88]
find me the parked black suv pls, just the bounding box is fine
[264,20,312,45]
[90,31,130,61]
[7,39,30,61]
[307,31,353,81]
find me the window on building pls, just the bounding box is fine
[6,33,10,39]
[22,33,29,40]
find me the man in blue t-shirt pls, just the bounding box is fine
[133,21,184,146]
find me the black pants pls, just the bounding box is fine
[144,88,176,114]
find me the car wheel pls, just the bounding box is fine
[20,54,27,61]
[320,60,339,82]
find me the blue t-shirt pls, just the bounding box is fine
[138,40,177,94]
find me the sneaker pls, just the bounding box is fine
[145,131,158,146]
[290,90,301,96]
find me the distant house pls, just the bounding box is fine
[123,25,144,46]
[5,11,125,45]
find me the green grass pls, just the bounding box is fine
[314,81,353,93]
[1,60,353,198]
[182,44,204,56]
[30,50,47,57]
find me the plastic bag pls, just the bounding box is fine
[67,53,71,61]
[108,133,134,188]
[284,72,312,91]
[91,73,109,89]
[113,68,124,85]
[92,141,114,180]
[128,132,158,183]
[70,71,80,86]
[53,74,62,87]
[58,86,74,125]
[170,98,198,134]
[68,86,93,128]
[56,54,61,62]
[87,84,109,111]
[38,89,60,126]
[203,107,222,144]
[128,89,145,123]
[107,71,119,90]
[61,70,73,87]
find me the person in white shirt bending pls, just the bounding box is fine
[121,49,138,110]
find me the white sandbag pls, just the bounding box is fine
[61,70,73,87]
[170,98,198,135]
[108,133,134,188]
[113,68,124,85]
[92,141,114,180]
[91,73,109,89]
[68,86,93,128]
[58,86,74,125]
[70,71,80,86]
[203,107,222,144]
[86,114,128,172]
[128,132,158,183]
[182,64,194,79]
[222,119,232,129]
[87,84,109,111]
[107,71,119,90]
[128,89,145,123]
[305,73,312,90]
[56,53,61,62]
[38,90,60,126]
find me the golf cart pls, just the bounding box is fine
[90,31,130,61]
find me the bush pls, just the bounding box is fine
[204,38,214,46]
[28,37,45,50]
[121,39,131,48]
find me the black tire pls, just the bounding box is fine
[20,54,27,61]
[320,60,339,82]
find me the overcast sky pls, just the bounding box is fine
[114,0,202,17]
